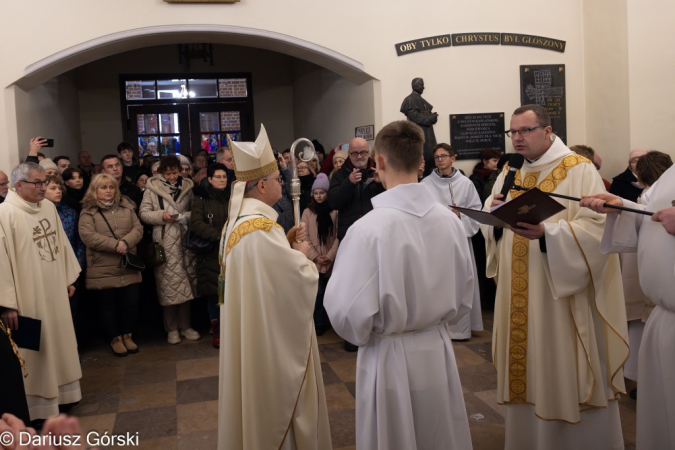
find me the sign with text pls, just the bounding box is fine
[452,32,500,46]
[355,125,375,141]
[502,33,566,53]
[520,65,567,144]
[395,35,452,56]
[450,113,506,160]
[395,32,565,56]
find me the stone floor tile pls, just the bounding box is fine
[70,388,121,417]
[176,376,219,405]
[334,446,356,450]
[317,328,344,345]
[118,381,177,412]
[77,413,116,437]
[122,436,177,450]
[176,400,219,435]
[176,357,219,381]
[80,351,127,371]
[318,342,359,362]
[469,423,505,449]
[321,362,342,385]
[328,410,356,448]
[123,344,177,367]
[464,342,493,363]
[458,362,498,392]
[469,329,493,344]
[619,403,637,444]
[473,389,505,417]
[80,366,126,392]
[113,406,177,440]
[328,359,356,383]
[464,391,504,425]
[176,429,218,450]
[176,340,219,361]
[123,361,176,386]
[454,344,490,368]
[344,381,356,399]
[324,383,356,413]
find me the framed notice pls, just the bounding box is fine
[355,125,375,141]
[520,65,566,144]
[450,113,506,160]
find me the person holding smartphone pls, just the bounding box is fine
[139,156,200,345]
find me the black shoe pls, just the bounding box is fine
[344,341,358,352]
[315,325,328,336]
[630,388,637,400]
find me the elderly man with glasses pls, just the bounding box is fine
[0,162,82,425]
[482,104,628,449]
[327,136,384,352]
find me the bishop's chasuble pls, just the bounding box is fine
[482,138,629,450]
[0,190,82,420]
[600,164,675,450]
[217,198,331,450]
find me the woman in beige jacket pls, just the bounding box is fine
[139,155,200,345]
[79,174,143,357]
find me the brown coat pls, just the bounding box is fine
[79,197,143,290]
[139,176,198,306]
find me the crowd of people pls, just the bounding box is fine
[0,104,674,449]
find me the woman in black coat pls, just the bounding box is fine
[189,163,229,348]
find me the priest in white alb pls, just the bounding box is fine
[217,126,331,450]
[422,142,483,340]
[0,162,82,421]
[325,121,474,450]
[483,105,629,449]
[582,164,675,450]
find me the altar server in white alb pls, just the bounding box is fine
[422,142,483,340]
[325,120,474,450]
[582,164,675,450]
[0,162,82,420]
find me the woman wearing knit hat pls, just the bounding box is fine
[300,173,338,335]
[39,158,58,176]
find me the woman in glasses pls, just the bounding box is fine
[188,163,229,348]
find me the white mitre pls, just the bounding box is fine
[221,124,277,245]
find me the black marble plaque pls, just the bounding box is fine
[452,32,501,46]
[502,33,566,53]
[395,35,452,56]
[520,65,567,144]
[450,113,506,160]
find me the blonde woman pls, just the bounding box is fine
[78,174,143,357]
[139,156,200,344]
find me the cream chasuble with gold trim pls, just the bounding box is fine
[217,198,331,450]
[0,190,82,420]
[482,138,629,429]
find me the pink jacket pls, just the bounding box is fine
[300,208,339,274]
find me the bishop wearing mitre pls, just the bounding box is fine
[217,125,332,450]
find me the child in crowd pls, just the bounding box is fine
[301,173,338,335]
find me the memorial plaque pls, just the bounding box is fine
[450,113,506,160]
[520,65,566,144]
[502,33,566,53]
[452,32,501,46]
[395,35,452,56]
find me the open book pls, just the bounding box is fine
[452,187,566,229]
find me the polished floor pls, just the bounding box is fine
[69,311,638,449]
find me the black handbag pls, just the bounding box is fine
[98,209,146,271]
[182,197,215,254]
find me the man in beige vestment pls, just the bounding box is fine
[0,163,82,421]
[483,105,629,449]
[217,126,331,450]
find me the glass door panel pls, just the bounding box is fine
[129,105,189,156]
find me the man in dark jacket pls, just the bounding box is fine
[100,155,144,211]
[328,137,385,242]
[610,148,647,202]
